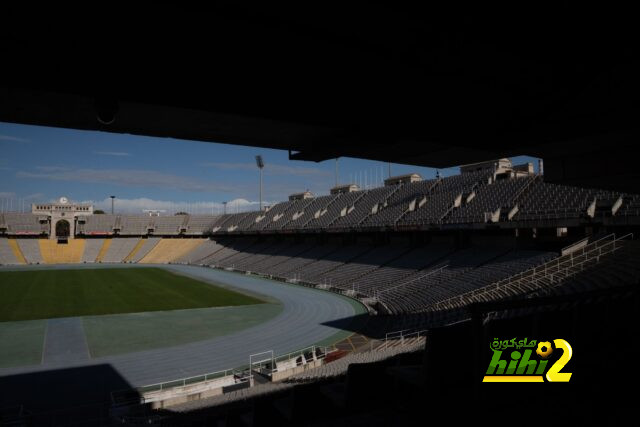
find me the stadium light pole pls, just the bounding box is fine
[255,155,264,211]
[110,195,115,214]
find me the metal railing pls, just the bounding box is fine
[560,235,591,256]
[272,345,338,371]
[380,329,427,349]
[375,264,449,299]
[113,341,342,407]
[427,233,633,311]
[507,174,539,207]
[137,368,240,394]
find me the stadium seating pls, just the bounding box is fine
[2,171,638,242]
[284,195,338,230]
[102,238,141,263]
[0,238,25,264]
[285,337,425,383]
[239,242,318,274]
[245,201,307,232]
[3,213,46,235]
[288,245,370,284]
[118,216,152,235]
[39,239,86,264]
[264,199,316,231]
[550,240,640,295]
[620,194,640,217]
[331,186,398,229]
[446,176,535,224]
[126,237,161,262]
[512,181,620,221]
[173,235,557,314]
[138,238,206,264]
[184,215,218,235]
[80,214,116,235]
[199,237,257,266]
[81,239,104,263]
[1,169,638,315]
[305,191,364,229]
[225,241,294,271]
[174,239,224,264]
[300,245,409,288]
[16,239,43,263]
[152,216,185,235]
[361,180,437,227]
[349,244,454,296]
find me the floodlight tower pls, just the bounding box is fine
[255,155,264,211]
[110,195,115,214]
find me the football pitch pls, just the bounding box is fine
[0,267,266,322]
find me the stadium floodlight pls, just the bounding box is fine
[110,195,115,214]
[255,155,264,211]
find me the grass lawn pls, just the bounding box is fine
[0,267,265,322]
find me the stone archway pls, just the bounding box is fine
[55,219,70,238]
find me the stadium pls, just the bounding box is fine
[2,5,640,426]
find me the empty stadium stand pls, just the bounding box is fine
[152,216,185,235]
[16,239,43,264]
[81,239,104,263]
[95,239,112,262]
[4,171,638,243]
[2,167,640,425]
[39,239,86,264]
[126,237,161,263]
[1,169,637,319]
[2,213,47,235]
[78,215,116,235]
[101,238,140,263]
[174,239,223,264]
[0,238,24,264]
[118,216,151,236]
[184,215,218,235]
[138,238,206,264]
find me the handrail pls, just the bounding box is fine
[381,329,427,349]
[507,174,539,207]
[138,368,238,393]
[376,264,448,297]
[560,236,590,256]
[273,345,318,364]
[487,233,616,289]
[127,340,340,399]
[483,234,619,292]
[426,233,633,311]
[509,236,631,297]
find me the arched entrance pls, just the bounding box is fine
[55,219,70,238]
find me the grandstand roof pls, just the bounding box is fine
[2,4,639,192]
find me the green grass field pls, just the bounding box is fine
[0,268,265,322]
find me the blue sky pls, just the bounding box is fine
[0,121,540,214]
